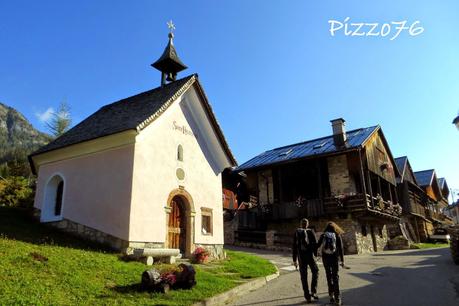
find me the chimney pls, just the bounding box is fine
[330,118,347,146]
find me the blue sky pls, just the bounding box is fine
[1,1,458,201]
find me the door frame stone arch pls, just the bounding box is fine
[165,187,195,257]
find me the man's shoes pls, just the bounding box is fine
[304,296,312,304]
[329,296,336,304]
[311,293,319,300]
[335,298,342,305]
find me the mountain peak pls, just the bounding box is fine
[0,102,51,166]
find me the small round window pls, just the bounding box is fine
[176,168,185,180]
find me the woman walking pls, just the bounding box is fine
[317,222,345,305]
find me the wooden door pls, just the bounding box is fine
[168,199,186,252]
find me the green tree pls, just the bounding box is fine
[46,102,72,137]
[0,176,34,207]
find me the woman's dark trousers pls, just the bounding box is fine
[322,254,340,300]
[298,254,319,299]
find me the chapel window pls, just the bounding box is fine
[54,180,64,216]
[201,208,213,235]
[177,145,183,161]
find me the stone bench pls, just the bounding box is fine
[125,248,180,265]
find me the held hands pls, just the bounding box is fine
[293,261,298,270]
[340,262,345,268]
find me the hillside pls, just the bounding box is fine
[0,207,276,305]
[0,102,51,170]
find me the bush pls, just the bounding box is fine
[0,176,34,208]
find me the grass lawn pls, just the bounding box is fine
[411,242,449,249]
[0,207,276,305]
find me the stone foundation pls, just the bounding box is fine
[260,216,391,255]
[48,218,129,250]
[198,244,226,260]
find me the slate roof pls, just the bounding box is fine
[31,75,195,156]
[30,74,236,169]
[414,169,435,187]
[237,125,379,171]
[394,156,407,175]
[438,177,446,189]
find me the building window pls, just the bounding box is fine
[42,174,65,222]
[177,145,183,161]
[201,208,213,235]
[54,181,64,216]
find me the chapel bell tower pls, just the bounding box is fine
[152,20,188,86]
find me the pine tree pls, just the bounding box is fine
[46,102,72,137]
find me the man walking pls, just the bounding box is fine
[292,218,319,303]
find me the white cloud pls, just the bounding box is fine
[35,107,54,123]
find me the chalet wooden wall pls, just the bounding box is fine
[257,169,274,205]
[364,131,396,185]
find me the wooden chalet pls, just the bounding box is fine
[394,156,432,242]
[438,178,450,211]
[233,119,402,254]
[414,169,452,227]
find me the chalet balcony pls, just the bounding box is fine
[260,199,324,220]
[255,193,401,221]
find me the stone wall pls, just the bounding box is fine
[223,213,238,245]
[355,225,375,253]
[327,155,356,195]
[374,224,389,251]
[386,222,402,239]
[266,217,360,255]
[258,169,274,205]
[198,244,225,260]
[49,218,129,250]
[49,217,226,260]
[264,217,391,255]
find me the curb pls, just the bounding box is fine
[192,267,280,306]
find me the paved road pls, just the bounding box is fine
[227,246,459,306]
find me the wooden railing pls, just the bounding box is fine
[260,199,324,220]
[247,193,401,220]
[323,194,367,214]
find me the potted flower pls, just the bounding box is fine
[192,246,210,264]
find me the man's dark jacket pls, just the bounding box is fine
[292,228,318,262]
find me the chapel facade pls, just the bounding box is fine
[29,27,236,259]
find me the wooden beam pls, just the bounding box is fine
[278,167,284,203]
[316,160,323,198]
[358,149,367,197]
[388,180,393,203]
[366,170,374,208]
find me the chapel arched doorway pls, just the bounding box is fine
[167,196,187,254]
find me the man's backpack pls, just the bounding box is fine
[296,228,310,252]
[323,232,337,255]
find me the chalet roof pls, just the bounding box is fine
[394,156,407,175]
[438,178,447,189]
[29,74,236,167]
[237,125,379,171]
[394,156,419,185]
[414,169,435,187]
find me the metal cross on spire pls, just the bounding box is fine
[167,20,175,34]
